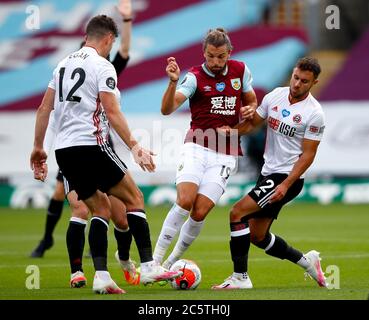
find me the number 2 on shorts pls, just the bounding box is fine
[259,179,274,193]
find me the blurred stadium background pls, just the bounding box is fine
[1,0,369,208]
[0,0,368,301]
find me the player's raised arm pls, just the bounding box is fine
[116,0,132,59]
[161,57,187,115]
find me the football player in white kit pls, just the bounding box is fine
[30,0,142,291]
[30,14,181,294]
[213,57,327,289]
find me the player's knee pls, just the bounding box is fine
[230,204,243,222]
[114,221,129,230]
[134,188,144,206]
[176,194,194,211]
[190,208,207,222]
[111,212,128,229]
[90,192,112,218]
[71,201,89,220]
[250,232,267,246]
[125,188,144,208]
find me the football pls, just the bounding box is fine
[169,259,201,290]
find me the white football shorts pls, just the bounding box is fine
[175,143,237,204]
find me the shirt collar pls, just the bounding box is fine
[82,45,99,55]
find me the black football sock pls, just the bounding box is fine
[230,220,250,273]
[255,233,303,263]
[43,198,64,242]
[114,226,132,261]
[127,210,152,263]
[66,218,87,273]
[89,217,109,271]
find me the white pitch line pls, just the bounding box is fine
[0,253,368,269]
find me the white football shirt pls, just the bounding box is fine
[256,87,325,177]
[48,46,117,150]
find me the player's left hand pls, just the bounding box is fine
[30,148,48,181]
[269,183,288,203]
[240,105,255,120]
[34,162,48,182]
[132,145,156,172]
[117,0,132,19]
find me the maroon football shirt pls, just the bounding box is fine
[183,60,248,156]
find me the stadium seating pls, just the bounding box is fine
[0,0,306,112]
[319,25,369,101]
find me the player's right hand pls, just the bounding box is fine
[131,145,156,172]
[166,57,180,82]
[117,0,132,18]
[269,183,288,203]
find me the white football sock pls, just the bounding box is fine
[166,217,204,266]
[153,203,189,263]
[296,255,310,269]
[233,272,249,280]
[95,270,111,281]
[140,260,155,273]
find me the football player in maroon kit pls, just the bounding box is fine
[153,28,258,272]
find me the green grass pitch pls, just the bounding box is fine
[0,203,368,300]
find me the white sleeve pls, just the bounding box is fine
[177,72,197,98]
[304,111,325,141]
[242,64,253,93]
[256,93,269,119]
[48,68,57,90]
[97,60,118,94]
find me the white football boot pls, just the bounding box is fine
[212,273,253,290]
[92,271,125,294]
[70,271,87,288]
[304,250,327,287]
[115,251,140,285]
[140,261,183,285]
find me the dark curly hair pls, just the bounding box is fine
[296,57,321,79]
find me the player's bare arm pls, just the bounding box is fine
[116,0,132,58]
[30,87,55,181]
[216,112,264,137]
[240,90,258,120]
[161,57,187,115]
[269,138,320,203]
[217,111,264,137]
[100,91,156,172]
[100,91,137,150]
